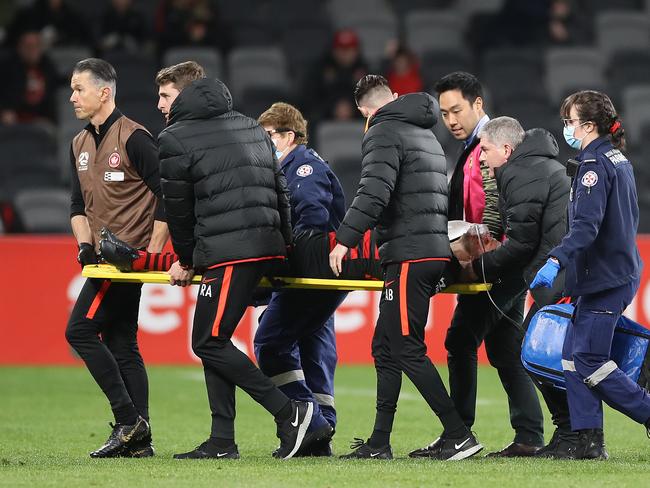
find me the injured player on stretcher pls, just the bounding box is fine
[98,221,499,288]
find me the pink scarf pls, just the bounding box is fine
[463,144,485,224]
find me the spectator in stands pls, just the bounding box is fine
[155,0,228,56]
[385,45,423,96]
[5,0,91,48]
[303,29,368,123]
[99,0,150,54]
[547,0,592,46]
[0,30,58,126]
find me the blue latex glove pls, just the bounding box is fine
[530,258,560,289]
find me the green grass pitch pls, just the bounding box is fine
[1,365,648,487]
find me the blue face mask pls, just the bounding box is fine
[275,149,283,159]
[563,124,583,150]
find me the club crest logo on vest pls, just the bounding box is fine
[78,151,89,171]
[581,170,598,188]
[296,164,313,177]
[108,152,121,168]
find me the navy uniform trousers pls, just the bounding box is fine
[562,278,650,430]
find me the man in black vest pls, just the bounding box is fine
[66,58,168,458]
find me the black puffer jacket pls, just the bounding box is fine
[472,128,570,285]
[335,92,450,263]
[158,78,292,268]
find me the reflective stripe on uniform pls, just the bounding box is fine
[271,370,305,386]
[584,360,617,388]
[561,359,576,372]
[313,393,335,408]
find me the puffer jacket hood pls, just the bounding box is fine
[158,78,292,269]
[168,78,233,124]
[369,92,438,130]
[507,127,559,163]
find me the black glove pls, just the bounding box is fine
[77,242,99,267]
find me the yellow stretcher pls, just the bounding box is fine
[82,264,491,294]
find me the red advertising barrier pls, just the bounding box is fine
[2,235,649,365]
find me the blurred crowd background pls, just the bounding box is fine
[1,0,650,235]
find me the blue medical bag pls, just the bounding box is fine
[522,303,650,390]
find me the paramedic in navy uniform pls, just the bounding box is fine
[254,102,347,456]
[531,90,650,459]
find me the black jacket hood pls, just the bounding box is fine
[168,78,233,124]
[369,92,439,130]
[496,128,559,182]
[510,128,559,161]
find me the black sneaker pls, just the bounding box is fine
[569,429,608,460]
[90,416,150,458]
[173,440,240,459]
[409,437,443,458]
[99,227,139,272]
[340,438,393,460]
[120,434,155,458]
[275,422,334,458]
[534,428,578,459]
[426,433,483,461]
[275,401,313,459]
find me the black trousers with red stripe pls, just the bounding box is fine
[192,260,290,440]
[371,260,467,439]
[65,279,148,424]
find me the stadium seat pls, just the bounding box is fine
[49,46,93,80]
[229,19,276,48]
[227,47,289,100]
[162,47,223,79]
[217,0,267,23]
[329,0,393,29]
[327,156,362,209]
[281,21,332,79]
[589,0,643,12]
[104,52,158,98]
[419,50,474,90]
[236,86,292,119]
[595,11,650,57]
[0,124,59,178]
[315,120,364,164]
[496,96,560,133]
[606,50,650,107]
[13,188,71,233]
[481,48,545,106]
[388,0,453,19]
[455,0,505,19]
[545,47,606,103]
[405,10,465,58]
[622,84,650,145]
[271,0,330,28]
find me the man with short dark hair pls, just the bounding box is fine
[65,57,168,458]
[330,75,482,461]
[154,62,319,460]
[411,72,545,458]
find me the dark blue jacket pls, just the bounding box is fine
[550,137,642,296]
[281,144,345,233]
